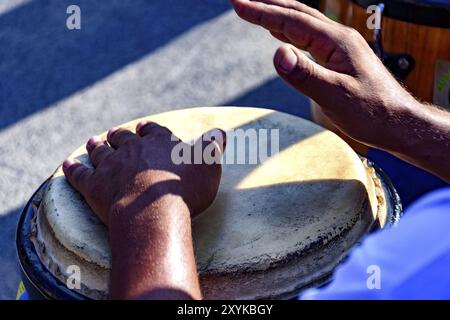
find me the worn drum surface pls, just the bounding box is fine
[17,107,402,300]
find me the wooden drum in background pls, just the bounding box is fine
[313,0,450,153]
[17,107,402,300]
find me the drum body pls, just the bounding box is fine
[16,107,402,300]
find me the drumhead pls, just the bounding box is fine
[34,107,389,299]
[353,0,450,28]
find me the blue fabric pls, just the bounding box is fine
[300,187,450,300]
[18,291,29,300]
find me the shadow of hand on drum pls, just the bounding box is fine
[193,178,375,299]
[193,180,374,265]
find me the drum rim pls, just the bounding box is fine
[352,0,450,29]
[16,162,403,300]
[16,179,90,300]
[366,159,403,226]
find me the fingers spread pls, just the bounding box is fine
[62,159,94,196]
[86,136,114,167]
[107,127,137,149]
[136,121,173,138]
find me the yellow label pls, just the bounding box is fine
[434,60,450,109]
[16,281,26,300]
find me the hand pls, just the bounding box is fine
[62,122,226,299]
[231,0,419,149]
[62,122,226,225]
[231,0,450,183]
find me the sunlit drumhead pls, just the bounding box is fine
[33,107,387,299]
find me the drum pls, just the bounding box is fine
[320,0,352,24]
[16,107,402,300]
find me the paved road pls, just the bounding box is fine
[0,0,309,299]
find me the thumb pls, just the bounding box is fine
[274,45,343,103]
[193,128,227,165]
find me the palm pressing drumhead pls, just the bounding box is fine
[33,107,387,299]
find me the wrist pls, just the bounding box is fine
[108,192,190,237]
[385,98,450,168]
[371,93,422,154]
[388,98,428,153]
[108,193,195,299]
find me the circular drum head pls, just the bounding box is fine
[20,107,400,299]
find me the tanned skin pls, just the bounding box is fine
[63,123,226,299]
[231,0,450,183]
[63,0,450,300]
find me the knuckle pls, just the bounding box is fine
[110,128,128,139]
[285,8,298,20]
[145,124,171,137]
[120,137,138,149]
[344,26,364,42]
[140,122,158,133]
[69,165,85,182]
[91,142,105,153]
[312,8,324,18]
[78,167,90,182]
[115,132,136,146]
[92,146,110,162]
[283,9,302,33]
[111,130,127,141]
[296,60,315,84]
[336,75,357,95]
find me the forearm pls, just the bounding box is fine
[108,194,201,300]
[379,100,450,183]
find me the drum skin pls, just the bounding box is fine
[23,107,395,300]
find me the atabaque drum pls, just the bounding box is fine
[16,107,402,300]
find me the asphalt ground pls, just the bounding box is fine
[0,0,309,299]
